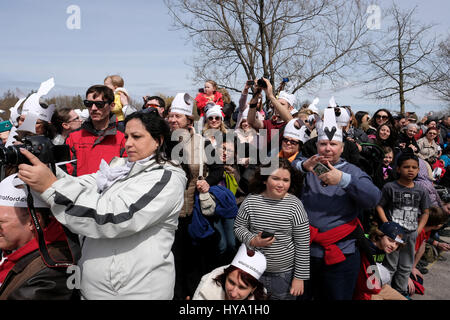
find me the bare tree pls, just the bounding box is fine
[428,34,450,106]
[165,0,372,94]
[363,3,444,114]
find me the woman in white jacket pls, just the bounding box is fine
[17,110,188,300]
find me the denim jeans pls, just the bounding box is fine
[214,218,236,255]
[260,269,296,300]
[304,250,361,300]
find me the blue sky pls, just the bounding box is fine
[0,0,449,117]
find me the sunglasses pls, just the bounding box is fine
[83,100,108,109]
[145,103,160,108]
[282,138,299,146]
[376,115,389,120]
[208,116,221,121]
[427,132,437,135]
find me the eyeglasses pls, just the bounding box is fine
[376,115,389,120]
[208,116,221,121]
[427,132,437,136]
[83,100,108,109]
[282,138,299,146]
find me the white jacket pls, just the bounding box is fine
[192,265,257,300]
[41,157,187,300]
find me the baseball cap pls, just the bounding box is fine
[380,221,405,244]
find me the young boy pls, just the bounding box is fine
[376,153,430,297]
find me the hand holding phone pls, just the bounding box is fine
[261,230,275,239]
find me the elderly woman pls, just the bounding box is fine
[17,110,188,300]
[291,108,381,300]
[397,123,420,153]
[416,127,441,164]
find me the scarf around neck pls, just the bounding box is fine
[96,155,154,193]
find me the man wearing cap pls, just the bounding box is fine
[168,93,225,300]
[65,85,126,176]
[0,175,73,300]
[291,108,382,300]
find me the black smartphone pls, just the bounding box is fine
[313,162,330,176]
[247,80,255,86]
[261,231,274,239]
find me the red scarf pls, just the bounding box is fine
[309,218,362,265]
[0,219,67,285]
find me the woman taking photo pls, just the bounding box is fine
[193,243,268,300]
[17,110,188,300]
[234,158,310,300]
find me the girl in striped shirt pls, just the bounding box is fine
[234,158,310,300]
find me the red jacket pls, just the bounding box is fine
[195,92,224,116]
[353,253,382,300]
[65,115,126,176]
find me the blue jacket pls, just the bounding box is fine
[188,185,238,241]
[292,156,382,258]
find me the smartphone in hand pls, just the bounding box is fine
[313,162,330,176]
[261,230,275,239]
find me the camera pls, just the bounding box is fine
[246,80,255,86]
[0,135,70,166]
[198,88,205,93]
[257,78,267,89]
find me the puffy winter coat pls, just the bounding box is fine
[40,157,187,299]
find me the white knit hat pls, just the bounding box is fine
[278,91,296,107]
[170,93,194,117]
[0,174,49,208]
[205,104,223,120]
[231,244,266,280]
[317,107,343,142]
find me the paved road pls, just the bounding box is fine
[412,229,450,300]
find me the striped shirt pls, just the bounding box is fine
[234,193,310,280]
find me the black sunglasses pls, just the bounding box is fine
[282,137,299,146]
[376,114,389,120]
[208,116,221,121]
[83,100,108,109]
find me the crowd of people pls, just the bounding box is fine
[0,74,449,301]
